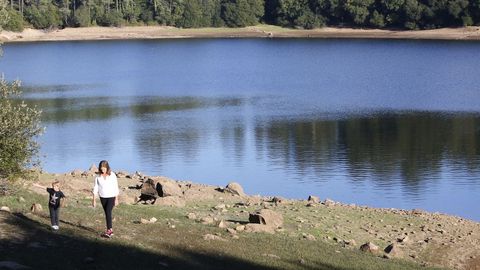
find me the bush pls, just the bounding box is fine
[462,15,473,26]
[4,9,24,32]
[0,78,43,186]
[97,10,124,27]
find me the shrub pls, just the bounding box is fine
[0,78,43,191]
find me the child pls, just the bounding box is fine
[46,181,65,230]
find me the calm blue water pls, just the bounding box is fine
[1,39,480,221]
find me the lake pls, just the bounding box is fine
[1,38,479,221]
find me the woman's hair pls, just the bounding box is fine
[98,160,111,175]
[52,180,60,187]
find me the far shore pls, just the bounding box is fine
[2,25,480,43]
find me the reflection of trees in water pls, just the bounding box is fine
[255,113,480,189]
[255,121,339,175]
[132,97,246,168]
[25,97,122,123]
[134,116,202,168]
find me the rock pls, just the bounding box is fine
[0,261,31,269]
[272,196,284,204]
[303,234,316,241]
[323,199,335,206]
[201,217,214,225]
[214,204,226,210]
[88,164,98,174]
[397,235,410,243]
[186,213,197,220]
[116,170,129,178]
[411,209,427,215]
[156,179,182,197]
[0,206,11,213]
[235,225,245,231]
[345,239,356,246]
[140,218,150,224]
[224,182,245,196]
[18,197,26,203]
[262,254,280,259]
[30,203,43,213]
[70,169,83,176]
[227,228,237,234]
[359,242,379,253]
[203,234,225,241]
[249,209,283,228]
[149,217,157,223]
[384,243,402,257]
[307,195,320,203]
[218,220,228,228]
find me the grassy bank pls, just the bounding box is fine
[0,188,441,270]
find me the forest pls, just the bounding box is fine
[2,0,480,32]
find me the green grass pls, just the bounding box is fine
[0,189,444,270]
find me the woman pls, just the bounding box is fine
[92,160,119,238]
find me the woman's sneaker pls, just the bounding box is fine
[103,229,113,238]
[52,225,59,230]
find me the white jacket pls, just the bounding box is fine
[93,172,119,198]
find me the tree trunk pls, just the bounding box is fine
[153,0,157,17]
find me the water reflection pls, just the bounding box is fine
[254,112,480,192]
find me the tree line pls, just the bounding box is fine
[2,0,480,32]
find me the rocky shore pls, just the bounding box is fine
[2,25,480,43]
[0,166,474,269]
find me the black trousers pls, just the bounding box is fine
[49,206,60,226]
[100,197,115,230]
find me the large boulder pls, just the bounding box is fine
[224,182,245,196]
[384,243,403,257]
[307,195,320,203]
[359,242,379,253]
[156,179,182,197]
[249,209,283,229]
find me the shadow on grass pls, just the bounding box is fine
[0,212,358,270]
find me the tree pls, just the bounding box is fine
[403,0,423,29]
[343,0,375,26]
[4,8,24,31]
[181,0,202,27]
[0,80,44,194]
[221,0,263,27]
